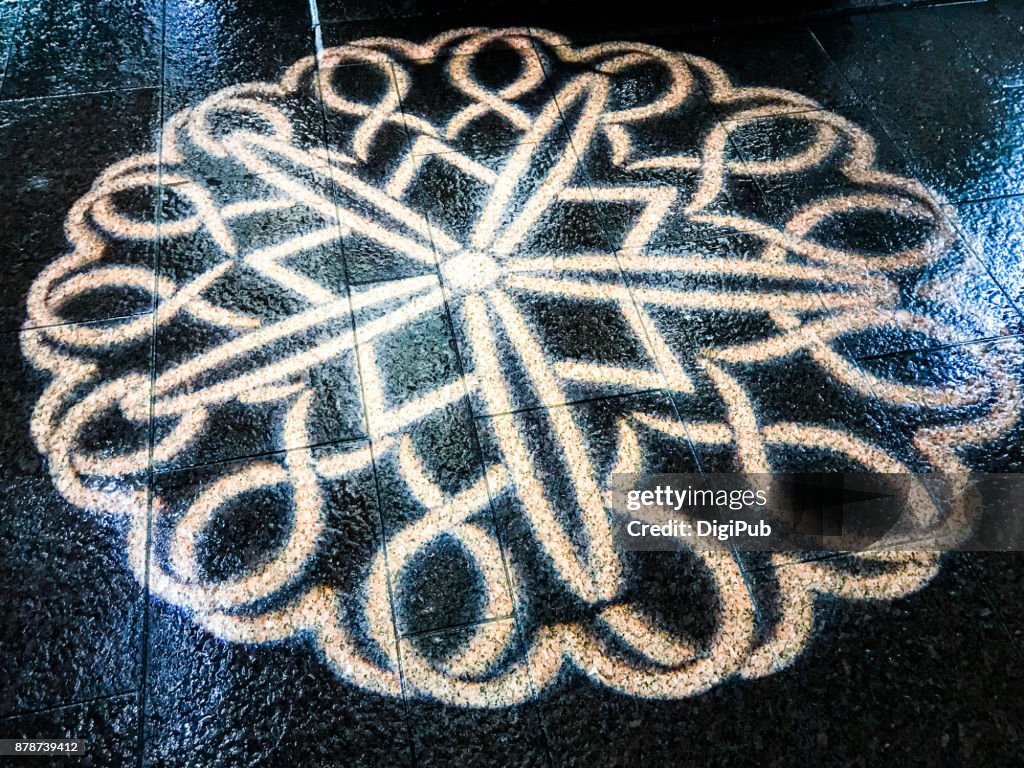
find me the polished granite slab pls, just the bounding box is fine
[1,1,1022,766]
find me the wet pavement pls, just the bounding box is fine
[1,0,1023,766]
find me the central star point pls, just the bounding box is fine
[441,250,502,292]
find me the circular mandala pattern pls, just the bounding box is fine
[22,28,1021,706]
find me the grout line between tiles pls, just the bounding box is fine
[855,330,1024,363]
[0,84,157,105]
[134,2,169,766]
[309,10,418,760]
[400,612,516,641]
[0,691,140,723]
[152,433,371,476]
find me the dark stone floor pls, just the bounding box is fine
[1,1,1022,766]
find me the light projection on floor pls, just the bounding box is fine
[21,28,1021,706]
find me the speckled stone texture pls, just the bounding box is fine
[2,1,1023,767]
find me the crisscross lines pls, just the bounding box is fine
[24,28,1024,709]
[32,29,945,609]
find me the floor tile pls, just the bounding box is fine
[157,166,349,320]
[965,552,1024,656]
[532,551,786,767]
[0,86,160,177]
[612,230,913,469]
[390,139,696,413]
[147,437,388,619]
[162,72,330,181]
[149,441,379,618]
[145,441,413,767]
[349,275,511,635]
[318,16,429,47]
[317,0,426,24]
[1,0,162,99]
[537,47,770,249]
[681,345,917,473]
[10,315,155,505]
[427,138,609,258]
[532,548,1019,767]
[617,231,853,373]
[723,102,911,229]
[400,620,552,766]
[0,1,22,88]
[937,0,1024,87]
[0,694,139,768]
[669,24,860,113]
[388,521,513,637]
[372,400,510,636]
[443,270,668,415]
[1,324,147,717]
[394,41,562,157]
[325,130,446,284]
[688,102,1024,360]
[151,313,364,469]
[535,34,866,249]
[2,6,1024,766]
[952,193,1024,312]
[813,8,1024,202]
[144,602,411,768]
[830,236,1023,360]
[479,392,699,629]
[993,0,1024,28]
[317,7,519,45]
[757,553,1024,766]
[153,166,363,470]
[350,273,463,435]
[164,0,316,100]
[314,49,523,266]
[0,502,145,717]
[539,675,799,768]
[862,336,1024,474]
[0,88,161,331]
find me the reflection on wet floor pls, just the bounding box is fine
[1,1,1023,766]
